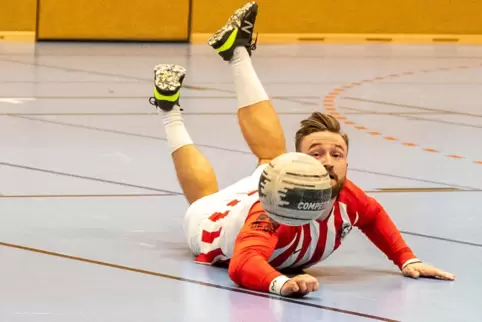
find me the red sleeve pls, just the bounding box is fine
[355,191,417,270]
[228,201,283,292]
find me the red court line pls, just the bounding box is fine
[322,64,482,164]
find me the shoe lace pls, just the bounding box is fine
[148,96,183,111]
[249,32,259,51]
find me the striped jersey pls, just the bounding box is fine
[194,179,416,292]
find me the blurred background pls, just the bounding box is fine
[3,0,482,44]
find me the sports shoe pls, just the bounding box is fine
[208,1,258,61]
[149,64,186,112]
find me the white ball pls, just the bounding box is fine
[258,152,332,226]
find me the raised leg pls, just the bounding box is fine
[150,64,218,204]
[209,2,287,165]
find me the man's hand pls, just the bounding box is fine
[280,274,319,297]
[402,262,455,280]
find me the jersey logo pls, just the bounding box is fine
[339,222,352,240]
[250,213,280,234]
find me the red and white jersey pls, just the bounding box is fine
[192,178,416,293]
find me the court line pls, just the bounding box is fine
[3,80,482,85]
[348,168,479,190]
[0,241,399,322]
[0,95,321,100]
[0,162,181,195]
[400,231,482,248]
[338,106,444,115]
[0,111,314,116]
[337,105,482,129]
[0,57,320,108]
[0,193,176,199]
[322,64,482,165]
[404,115,482,130]
[6,115,478,190]
[367,189,482,193]
[7,114,254,154]
[3,57,481,184]
[342,97,482,118]
[1,190,480,199]
[2,52,482,60]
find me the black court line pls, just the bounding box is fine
[6,80,482,85]
[338,106,443,115]
[2,162,480,248]
[343,97,482,118]
[0,193,176,199]
[405,115,482,130]
[0,241,399,322]
[0,58,155,83]
[400,231,482,248]
[0,57,321,107]
[2,52,482,60]
[8,114,254,154]
[0,162,181,195]
[1,111,314,116]
[0,95,321,100]
[8,115,478,190]
[349,168,479,190]
[337,106,482,130]
[366,189,482,193]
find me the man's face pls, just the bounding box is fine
[298,131,348,198]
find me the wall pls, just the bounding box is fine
[192,0,482,34]
[0,0,37,31]
[37,0,190,40]
[2,0,482,42]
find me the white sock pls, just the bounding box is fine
[161,105,193,153]
[229,47,269,108]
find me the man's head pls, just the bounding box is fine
[295,112,349,198]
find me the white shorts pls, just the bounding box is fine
[183,164,267,262]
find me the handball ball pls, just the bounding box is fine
[258,152,332,226]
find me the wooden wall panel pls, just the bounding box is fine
[38,0,190,40]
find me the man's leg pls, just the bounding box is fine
[209,2,287,165]
[150,64,218,204]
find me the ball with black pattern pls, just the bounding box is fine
[258,152,332,226]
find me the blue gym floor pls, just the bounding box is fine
[0,41,481,322]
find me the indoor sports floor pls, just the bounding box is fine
[1,41,481,322]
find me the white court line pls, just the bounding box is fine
[0,98,36,104]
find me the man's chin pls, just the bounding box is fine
[330,179,345,198]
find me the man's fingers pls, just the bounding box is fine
[297,281,308,293]
[403,264,455,281]
[312,280,320,291]
[280,274,320,297]
[289,281,300,293]
[404,268,420,279]
[421,268,455,280]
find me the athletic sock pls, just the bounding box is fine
[161,105,193,153]
[229,46,269,108]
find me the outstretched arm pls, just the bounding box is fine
[356,193,455,280]
[229,202,319,296]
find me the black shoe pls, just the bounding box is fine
[208,1,259,61]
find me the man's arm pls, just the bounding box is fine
[355,190,455,280]
[355,194,418,269]
[228,202,320,296]
[228,206,284,292]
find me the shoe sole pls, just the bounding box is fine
[208,1,257,47]
[154,64,186,93]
